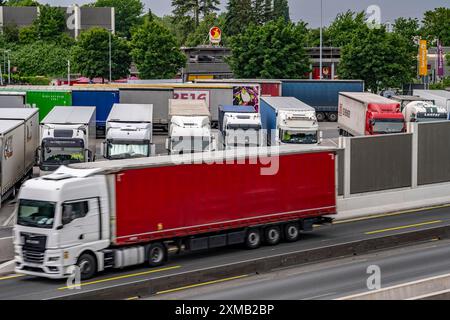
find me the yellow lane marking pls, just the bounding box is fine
[156,274,249,295]
[335,204,450,225]
[59,265,181,290]
[365,220,443,235]
[0,274,24,281]
[125,296,139,300]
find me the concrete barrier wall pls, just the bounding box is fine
[339,273,450,300]
[336,182,450,221]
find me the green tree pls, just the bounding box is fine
[11,41,72,77]
[33,5,66,41]
[272,0,290,23]
[185,13,226,47]
[172,0,219,27]
[393,17,420,58]
[327,10,366,47]
[421,7,450,46]
[253,0,265,25]
[72,27,131,81]
[5,0,39,5]
[338,26,416,92]
[93,0,143,39]
[228,18,310,78]
[224,0,254,36]
[2,23,19,43]
[131,19,186,79]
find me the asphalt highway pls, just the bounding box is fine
[1,204,450,300]
[150,238,450,300]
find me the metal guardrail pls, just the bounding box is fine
[53,224,450,300]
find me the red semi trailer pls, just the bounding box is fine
[14,146,337,279]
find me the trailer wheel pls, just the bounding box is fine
[265,226,281,246]
[316,112,326,122]
[245,229,262,249]
[76,253,97,280]
[284,223,300,242]
[327,112,338,122]
[147,243,167,267]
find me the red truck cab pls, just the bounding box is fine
[366,103,405,135]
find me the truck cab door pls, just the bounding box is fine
[58,199,100,247]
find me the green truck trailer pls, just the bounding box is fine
[0,86,72,121]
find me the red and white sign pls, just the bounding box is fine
[209,27,222,44]
[173,90,211,110]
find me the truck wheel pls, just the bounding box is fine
[284,223,300,242]
[77,253,97,280]
[245,229,262,249]
[316,112,326,122]
[147,243,167,267]
[327,112,338,122]
[265,226,281,246]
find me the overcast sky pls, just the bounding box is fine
[40,0,449,28]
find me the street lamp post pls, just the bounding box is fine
[109,30,112,83]
[319,0,323,80]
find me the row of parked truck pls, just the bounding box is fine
[337,90,450,136]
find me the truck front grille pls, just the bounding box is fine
[23,249,45,264]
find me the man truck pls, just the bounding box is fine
[0,108,39,208]
[219,105,264,149]
[338,92,405,136]
[260,97,321,145]
[14,145,337,279]
[402,101,448,123]
[103,104,155,160]
[39,107,96,174]
[166,99,215,154]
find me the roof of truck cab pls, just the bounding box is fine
[0,108,39,121]
[68,145,340,175]
[168,99,210,117]
[0,119,23,135]
[340,92,399,105]
[261,97,315,111]
[41,107,96,124]
[107,104,153,122]
[220,105,256,113]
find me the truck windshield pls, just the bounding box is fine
[108,143,149,159]
[17,200,56,229]
[43,146,85,164]
[373,120,404,134]
[280,130,318,144]
[172,137,210,153]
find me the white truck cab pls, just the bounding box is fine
[167,100,215,154]
[103,104,155,160]
[40,107,96,174]
[402,101,448,123]
[222,112,264,148]
[14,167,110,279]
[277,108,320,145]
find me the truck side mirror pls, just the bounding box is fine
[101,141,106,158]
[165,138,170,151]
[319,131,323,144]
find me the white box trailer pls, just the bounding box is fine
[413,90,450,117]
[0,92,27,108]
[0,108,39,174]
[0,119,37,206]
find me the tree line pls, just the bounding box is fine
[0,0,449,91]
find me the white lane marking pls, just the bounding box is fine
[0,237,13,241]
[302,292,337,300]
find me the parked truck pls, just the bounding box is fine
[402,101,448,123]
[166,99,215,154]
[390,95,435,111]
[413,90,450,119]
[14,145,337,279]
[39,107,96,174]
[280,80,365,122]
[103,104,155,160]
[338,92,405,136]
[219,105,264,149]
[0,108,39,207]
[0,92,27,108]
[261,97,321,145]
